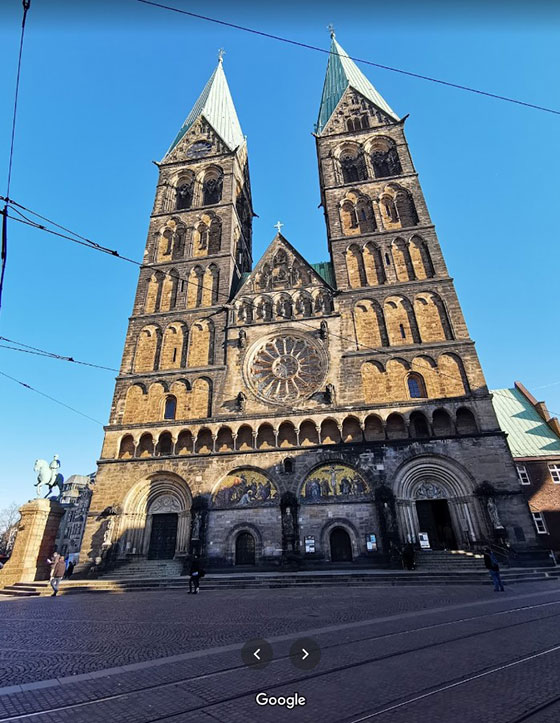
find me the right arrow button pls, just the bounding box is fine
[290,637,321,671]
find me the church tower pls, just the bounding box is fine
[111,54,253,435]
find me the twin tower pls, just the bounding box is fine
[80,36,537,571]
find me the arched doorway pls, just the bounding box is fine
[330,527,353,562]
[235,531,256,565]
[416,498,457,550]
[148,513,178,559]
[393,458,483,549]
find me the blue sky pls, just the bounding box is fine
[0,0,559,509]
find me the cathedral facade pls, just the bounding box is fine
[80,36,538,571]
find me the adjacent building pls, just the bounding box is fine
[492,382,560,557]
[55,474,95,559]
[78,35,539,572]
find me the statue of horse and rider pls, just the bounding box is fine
[34,455,64,499]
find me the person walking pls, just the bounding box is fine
[401,542,415,570]
[47,553,66,596]
[188,555,204,594]
[483,546,504,591]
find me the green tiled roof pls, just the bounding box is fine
[491,387,560,457]
[317,37,399,134]
[311,261,335,288]
[165,59,244,156]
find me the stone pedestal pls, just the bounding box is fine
[0,498,65,587]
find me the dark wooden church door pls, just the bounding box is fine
[148,513,178,559]
[330,527,353,562]
[235,532,256,565]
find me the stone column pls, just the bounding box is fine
[0,498,65,587]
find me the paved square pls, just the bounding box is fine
[1,581,560,721]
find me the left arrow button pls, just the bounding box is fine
[241,639,273,669]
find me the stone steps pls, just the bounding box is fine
[2,567,559,597]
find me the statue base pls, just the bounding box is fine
[0,498,65,588]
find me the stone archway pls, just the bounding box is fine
[393,456,485,549]
[117,474,192,559]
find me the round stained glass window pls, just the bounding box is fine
[245,334,327,405]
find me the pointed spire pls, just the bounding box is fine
[317,36,399,134]
[165,53,244,156]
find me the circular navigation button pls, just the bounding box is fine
[289,637,321,671]
[241,638,273,670]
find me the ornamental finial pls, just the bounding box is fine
[274,221,284,234]
[218,48,225,63]
[327,24,335,39]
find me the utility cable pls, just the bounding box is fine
[0,370,103,426]
[1,1,31,314]
[0,336,119,372]
[136,0,560,117]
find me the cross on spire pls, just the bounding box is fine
[218,48,226,63]
[274,221,284,234]
[327,23,335,38]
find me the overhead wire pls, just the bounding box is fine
[136,0,560,117]
[0,370,103,426]
[1,1,31,314]
[0,336,119,372]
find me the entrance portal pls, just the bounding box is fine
[416,499,457,550]
[148,513,178,559]
[235,532,256,565]
[330,527,353,562]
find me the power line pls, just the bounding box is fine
[137,0,560,117]
[1,1,31,315]
[0,370,103,426]
[2,199,140,266]
[0,336,119,372]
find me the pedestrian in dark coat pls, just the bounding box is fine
[188,556,204,594]
[402,543,415,570]
[64,560,75,579]
[483,547,504,591]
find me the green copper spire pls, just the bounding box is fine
[317,35,399,134]
[165,52,244,155]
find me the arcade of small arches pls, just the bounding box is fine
[144,263,219,314]
[234,289,333,325]
[353,292,454,349]
[157,165,224,215]
[132,320,214,374]
[152,213,223,265]
[334,137,403,185]
[115,406,479,459]
[121,377,212,425]
[361,354,470,403]
[344,235,435,288]
[338,183,418,236]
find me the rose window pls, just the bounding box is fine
[246,334,327,404]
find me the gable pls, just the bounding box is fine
[234,234,335,298]
[321,87,398,136]
[162,118,230,164]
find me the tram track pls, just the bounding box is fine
[2,596,560,722]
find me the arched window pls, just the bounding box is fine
[202,169,223,205]
[176,175,194,210]
[283,458,294,474]
[408,373,427,399]
[371,139,402,178]
[339,146,367,183]
[164,395,177,420]
[341,200,358,233]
